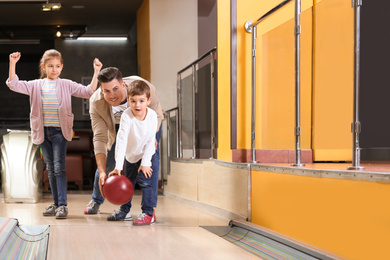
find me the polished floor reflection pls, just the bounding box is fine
[0,192,259,260]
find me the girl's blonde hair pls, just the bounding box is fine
[39,49,63,79]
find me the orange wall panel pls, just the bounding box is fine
[251,170,390,259]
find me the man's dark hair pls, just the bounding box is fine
[98,67,123,83]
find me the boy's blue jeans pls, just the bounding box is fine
[120,159,154,217]
[40,127,68,206]
[91,126,161,209]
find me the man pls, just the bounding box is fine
[84,67,163,221]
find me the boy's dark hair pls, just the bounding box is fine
[128,80,151,99]
[98,67,123,83]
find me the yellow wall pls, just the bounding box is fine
[251,170,390,259]
[260,8,312,149]
[137,0,151,81]
[217,0,232,161]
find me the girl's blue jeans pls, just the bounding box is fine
[40,127,68,206]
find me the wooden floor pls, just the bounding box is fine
[0,192,259,260]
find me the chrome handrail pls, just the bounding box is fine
[178,47,217,74]
[245,0,292,30]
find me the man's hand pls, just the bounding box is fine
[98,172,107,198]
[138,165,153,178]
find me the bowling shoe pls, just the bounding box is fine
[55,206,68,219]
[84,200,100,214]
[43,204,58,216]
[107,210,127,221]
[133,212,155,225]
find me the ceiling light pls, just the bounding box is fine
[42,3,61,11]
[77,37,128,41]
[0,0,46,2]
[56,31,61,37]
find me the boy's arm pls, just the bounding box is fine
[140,111,158,177]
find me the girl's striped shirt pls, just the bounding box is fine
[41,79,60,127]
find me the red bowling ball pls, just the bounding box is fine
[103,175,134,205]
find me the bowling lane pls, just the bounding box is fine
[0,193,260,259]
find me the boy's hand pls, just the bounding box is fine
[9,52,21,64]
[138,166,153,178]
[108,169,122,177]
[93,58,103,72]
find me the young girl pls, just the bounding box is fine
[6,49,102,219]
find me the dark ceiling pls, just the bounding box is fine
[0,0,144,40]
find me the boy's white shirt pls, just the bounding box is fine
[114,107,158,170]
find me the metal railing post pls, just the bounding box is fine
[165,112,171,175]
[175,109,180,158]
[348,0,365,170]
[191,65,197,159]
[177,73,183,158]
[291,0,305,167]
[245,0,293,164]
[250,26,258,163]
[210,51,216,159]
[244,21,258,164]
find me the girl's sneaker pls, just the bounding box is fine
[133,213,155,225]
[42,204,57,216]
[55,206,68,219]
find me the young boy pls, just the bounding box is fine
[108,80,157,225]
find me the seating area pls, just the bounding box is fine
[43,130,96,190]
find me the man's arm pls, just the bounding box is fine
[95,153,107,197]
[90,95,110,197]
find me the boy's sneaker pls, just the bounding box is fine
[55,206,68,219]
[84,200,100,214]
[42,204,57,216]
[133,213,155,226]
[107,210,127,221]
